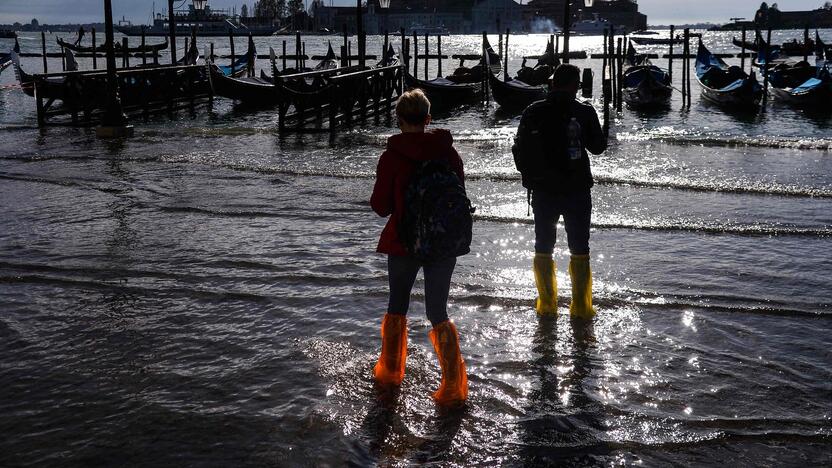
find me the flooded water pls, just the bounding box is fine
[1,30,830,466]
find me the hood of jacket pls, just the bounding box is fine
[385,128,454,162]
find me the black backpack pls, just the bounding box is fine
[511,100,574,190]
[400,160,473,263]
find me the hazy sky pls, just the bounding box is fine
[0,0,827,26]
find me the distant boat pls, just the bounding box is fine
[117,1,278,37]
[569,14,622,36]
[0,29,16,39]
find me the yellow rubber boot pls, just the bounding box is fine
[533,253,558,316]
[373,314,407,386]
[568,254,596,320]
[429,320,468,406]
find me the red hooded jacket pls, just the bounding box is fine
[370,128,465,256]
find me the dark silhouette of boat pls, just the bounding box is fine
[696,40,762,109]
[622,42,672,108]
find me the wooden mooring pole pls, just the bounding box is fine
[41,32,47,73]
[92,28,97,69]
[168,0,177,64]
[740,25,746,72]
[562,0,571,63]
[668,25,674,80]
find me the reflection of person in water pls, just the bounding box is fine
[518,318,604,464]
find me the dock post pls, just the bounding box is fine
[504,29,510,81]
[437,34,442,78]
[602,29,608,78]
[680,30,686,107]
[250,35,256,76]
[183,37,189,64]
[499,31,503,60]
[413,32,418,77]
[229,31,236,74]
[168,0,177,64]
[668,25,674,80]
[97,0,132,138]
[482,31,489,104]
[210,42,215,63]
[342,25,348,66]
[122,37,129,68]
[61,43,66,71]
[282,41,287,70]
[763,27,772,108]
[608,27,615,107]
[740,25,746,72]
[92,28,97,69]
[142,26,147,66]
[602,66,610,137]
[581,68,593,98]
[41,31,47,73]
[562,0,571,63]
[616,37,623,111]
[803,27,809,64]
[685,28,691,108]
[295,32,301,70]
[348,41,352,67]
[384,30,389,61]
[302,41,306,71]
[424,33,428,80]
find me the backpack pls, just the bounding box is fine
[400,159,473,262]
[511,100,574,190]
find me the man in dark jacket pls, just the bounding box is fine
[512,64,607,319]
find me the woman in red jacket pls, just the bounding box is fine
[370,89,468,406]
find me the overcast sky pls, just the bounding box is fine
[0,0,827,26]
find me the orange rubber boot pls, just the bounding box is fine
[429,320,468,406]
[373,314,408,386]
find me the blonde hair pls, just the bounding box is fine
[396,89,431,125]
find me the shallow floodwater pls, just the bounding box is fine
[1,30,830,466]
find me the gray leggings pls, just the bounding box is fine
[387,255,456,326]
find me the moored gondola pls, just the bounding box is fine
[403,37,499,107]
[445,36,500,84]
[57,36,169,55]
[404,72,479,106]
[767,61,832,108]
[484,40,547,112]
[209,64,279,105]
[11,50,66,99]
[622,43,672,108]
[695,40,762,109]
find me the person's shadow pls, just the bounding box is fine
[352,374,466,465]
[517,315,609,465]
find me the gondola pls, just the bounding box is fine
[515,37,559,87]
[0,51,12,77]
[0,30,17,39]
[57,37,169,55]
[209,64,279,105]
[767,61,832,108]
[630,36,684,46]
[403,38,498,106]
[695,40,762,109]
[11,50,67,99]
[216,45,254,78]
[445,36,501,84]
[621,43,672,108]
[404,72,479,105]
[484,39,548,112]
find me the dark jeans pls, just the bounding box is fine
[532,189,592,255]
[387,255,456,326]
